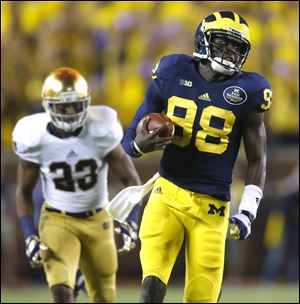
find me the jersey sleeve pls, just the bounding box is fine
[121,81,164,157]
[248,74,273,113]
[89,106,124,157]
[101,118,124,156]
[122,54,190,157]
[151,54,191,93]
[12,116,42,164]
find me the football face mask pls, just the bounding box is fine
[193,10,251,75]
[208,32,250,75]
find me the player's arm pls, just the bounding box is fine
[105,144,142,253]
[106,143,141,188]
[16,158,48,267]
[121,81,173,158]
[243,111,267,189]
[16,158,40,233]
[229,111,266,240]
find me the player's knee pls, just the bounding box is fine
[184,275,220,303]
[140,276,166,303]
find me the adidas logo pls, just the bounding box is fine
[153,187,163,194]
[198,93,211,101]
[67,150,78,158]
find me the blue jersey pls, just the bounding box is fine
[122,54,272,201]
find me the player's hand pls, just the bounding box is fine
[135,118,173,153]
[74,269,86,299]
[229,211,254,241]
[115,221,138,254]
[25,235,48,268]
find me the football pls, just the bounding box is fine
[136,112,175,137]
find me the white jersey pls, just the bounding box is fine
[12,106,123,213]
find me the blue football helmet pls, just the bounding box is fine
[193,11,251,75]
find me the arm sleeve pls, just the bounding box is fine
[121,81,164,157]
[101,118,124,157]
[12,118,41,164]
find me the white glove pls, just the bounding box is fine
[25,235,48,268]
[115,221,138,254]
[229,185,263,241]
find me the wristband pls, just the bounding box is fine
[20,215,37,239]
[133,140,144,155]
[239,184,263,220]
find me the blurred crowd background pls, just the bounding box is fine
[1,1,299,287]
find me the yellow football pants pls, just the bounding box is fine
[39,203,117,303]
[139,177,230,303]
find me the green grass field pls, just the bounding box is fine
[1,283,299,303]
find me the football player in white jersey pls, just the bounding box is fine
[12,67,141,303]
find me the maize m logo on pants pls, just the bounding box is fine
[208,204,225,217]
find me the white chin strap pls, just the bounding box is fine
[210,57,236,75]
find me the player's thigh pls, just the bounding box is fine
[39,209,81,288]
[139,197,184,285]
[80,209,117,275]
[184,197,229,303]
[79,210,117,302]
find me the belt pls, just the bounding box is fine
[45,206,102,218]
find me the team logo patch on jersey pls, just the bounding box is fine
[223,86,247,105]
[179,79,193,87]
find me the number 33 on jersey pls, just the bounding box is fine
[12,106,123,212]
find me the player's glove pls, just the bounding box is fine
[115,221,138,254]
[74,269,87,299]
[229,184,263,241]
[25,235,48,268]
[229,211,254,240]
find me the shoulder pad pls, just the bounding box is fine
[12,113,49,163]
[152,54,193,80]
[87,106,119,136]
[87,106,123,156]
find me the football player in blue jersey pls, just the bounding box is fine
[122,11,272,303]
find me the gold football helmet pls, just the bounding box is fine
[42,67,91,132]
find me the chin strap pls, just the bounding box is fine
[193,52,237,76]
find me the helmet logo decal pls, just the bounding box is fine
[223,86,247,105]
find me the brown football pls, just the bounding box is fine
[136,112,175,137]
